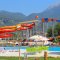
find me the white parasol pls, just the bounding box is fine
[29,35,49,41]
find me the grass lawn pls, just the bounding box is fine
[0,57,60,60]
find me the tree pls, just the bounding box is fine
[55,23,60,35]
[47,23,60,37]
[47,27,52,37]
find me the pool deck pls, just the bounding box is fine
[0,50,60,57]
[0,46,60,57]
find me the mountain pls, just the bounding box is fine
[26,4,60,20]
[25,4,60,32]
[0,11,26,26]
[0,4,60,26]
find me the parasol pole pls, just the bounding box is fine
[19,41,20,60]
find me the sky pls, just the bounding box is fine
[0,0,60,16]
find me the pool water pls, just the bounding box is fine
[0,46,28,50]
[0,46,60,51]
[48,46,60,51]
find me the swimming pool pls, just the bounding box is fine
[48,46,60,51]
[0,46,60,51]
[0,46,28,50]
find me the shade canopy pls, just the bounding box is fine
[42,18,57,22]
[42,18,52,22]
[56,20,60,22]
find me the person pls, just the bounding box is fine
[4,48,5,50]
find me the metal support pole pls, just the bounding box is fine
[26,28,29,40]
[42,22,45,36]
[45,22,48,37]
[52,21,54,38]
